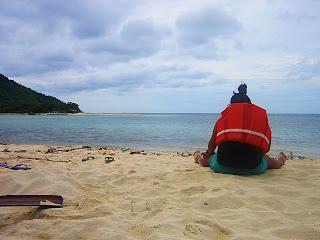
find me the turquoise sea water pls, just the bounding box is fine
[0,114,319,158]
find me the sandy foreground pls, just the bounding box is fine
[0,144,320,240]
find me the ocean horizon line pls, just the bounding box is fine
[0,112,320,116]
[83,112,320,115]
[1,112,320,115]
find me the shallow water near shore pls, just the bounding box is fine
[0,113,319,157]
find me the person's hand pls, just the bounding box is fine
[201,151,210,158]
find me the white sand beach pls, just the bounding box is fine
[1,144,320,240]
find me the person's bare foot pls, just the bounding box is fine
[277,152,287,166]
[194,151,201,164]
[198,155,210,167]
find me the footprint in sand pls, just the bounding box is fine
[183,220,231,239]
[263,186,300,197]
[205,194,244,210]
[181,186,208,196]
[272,225,320,239]
[185,224,202,234]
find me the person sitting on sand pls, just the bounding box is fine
[194,84,286,175]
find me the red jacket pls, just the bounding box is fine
[215,103,271,154]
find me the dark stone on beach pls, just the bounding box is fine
[289,152,294,159]
[105,156,115,163]
[15,150,26,153]
[121,148,130,152]
[2,148,10,152]
[130,151,142,155]
[177,152,192,157]
[82,146,91,149]
[45,147,57,154]
[102,152,116,156]
[99,147,113,151]
[82,156,95,162]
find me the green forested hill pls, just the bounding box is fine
[0,74,81,113]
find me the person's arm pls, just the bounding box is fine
[202,123,217,158]
[207,126,217,155]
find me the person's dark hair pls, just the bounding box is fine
[231,84,252,104]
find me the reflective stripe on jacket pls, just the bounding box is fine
[215,103,271,154]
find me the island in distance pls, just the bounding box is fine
[0,74,81,114]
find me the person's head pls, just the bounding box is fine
[231,84,251,104]
[233,84,247,95]
[238,84,247,94]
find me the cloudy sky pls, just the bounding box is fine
[1,0,320,113]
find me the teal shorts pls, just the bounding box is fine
[209,154,268,175]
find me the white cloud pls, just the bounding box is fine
[1,0,320,113]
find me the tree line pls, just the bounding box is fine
[0,74,81,113]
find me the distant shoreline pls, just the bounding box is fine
[0,113,143,116]
[69,113,143,116]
